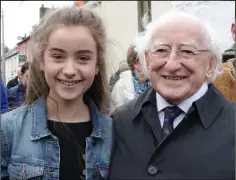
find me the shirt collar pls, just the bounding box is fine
[156,82,208,113]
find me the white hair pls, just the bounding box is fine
[134,11,222,82]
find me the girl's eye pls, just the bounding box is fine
[52,54,64,59]
[77,56,90,61]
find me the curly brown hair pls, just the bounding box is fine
[126,44,139,70]
[26,6,109,113]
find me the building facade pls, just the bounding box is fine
[4,47,20,84]
[17,36,33,63]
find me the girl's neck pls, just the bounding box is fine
[46,94,90,123]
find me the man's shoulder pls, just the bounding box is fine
[8,84,19,94]
[111,98,137,120]
[111,88,152,122]
[223,100,236,115]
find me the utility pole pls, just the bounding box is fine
[1,8,6,84]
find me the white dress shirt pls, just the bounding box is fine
[156,83,208,129]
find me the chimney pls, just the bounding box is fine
[39,4,49,20]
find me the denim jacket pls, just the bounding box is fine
[1,97,113,180]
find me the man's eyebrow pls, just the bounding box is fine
[179,41,199,48]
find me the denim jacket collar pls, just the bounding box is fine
[30,96,106,141]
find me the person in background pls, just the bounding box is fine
[110,12,234,179]
[6,66,23,89]
[1,77,8,114]
[214,57,235,102]
[109,60,129,93]
[111,44,151,108]
[7,61,29,111]
[1,6,113,180]
[222,18,235,62]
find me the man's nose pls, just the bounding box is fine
[164,51,182,72]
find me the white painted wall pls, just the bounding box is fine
[93,1,139,77]
[5,53,19,84]
[91,1,173,77]
[151,1,172,20]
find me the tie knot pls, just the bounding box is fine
[164,106,182,120]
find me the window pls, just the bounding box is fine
[137,1,152,32]
[19,55,26,63]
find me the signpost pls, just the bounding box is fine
[1,8,6,84]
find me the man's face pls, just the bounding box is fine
[145,19,216,104]
[17,67,23,83]
[231,23,235,41]
[22,69,29,87]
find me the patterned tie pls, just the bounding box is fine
[162,106,183,137]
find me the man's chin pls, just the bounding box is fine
[159,90,190,104]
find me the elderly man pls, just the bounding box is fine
[109,12,235,180]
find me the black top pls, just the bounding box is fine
[47,120,92,180]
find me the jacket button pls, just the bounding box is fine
[147,164,158,175]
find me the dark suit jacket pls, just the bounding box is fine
[110,84,235,180]
[6,76,18,89]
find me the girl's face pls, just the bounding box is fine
[41,25,99,102]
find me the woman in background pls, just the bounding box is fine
[111,44,151,108]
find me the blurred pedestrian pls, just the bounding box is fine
[109,60,129,92]
[6,65,23,89]
[222,17,235,62]
[7,61,29,111]
[110,12,234,180]
[111,44,151,108]
[1,77,8,114]
[214,57,235,102]
[1,6,113,180]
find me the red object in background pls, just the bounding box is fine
[75,1,85,7]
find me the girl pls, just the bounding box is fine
[1,6,113,180]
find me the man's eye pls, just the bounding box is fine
[181,50,195,54]
[155,49,168,53]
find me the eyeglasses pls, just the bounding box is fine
[148,47,210,59]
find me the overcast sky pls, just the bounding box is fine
[1,1,74,49]
[1,1,235,51]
